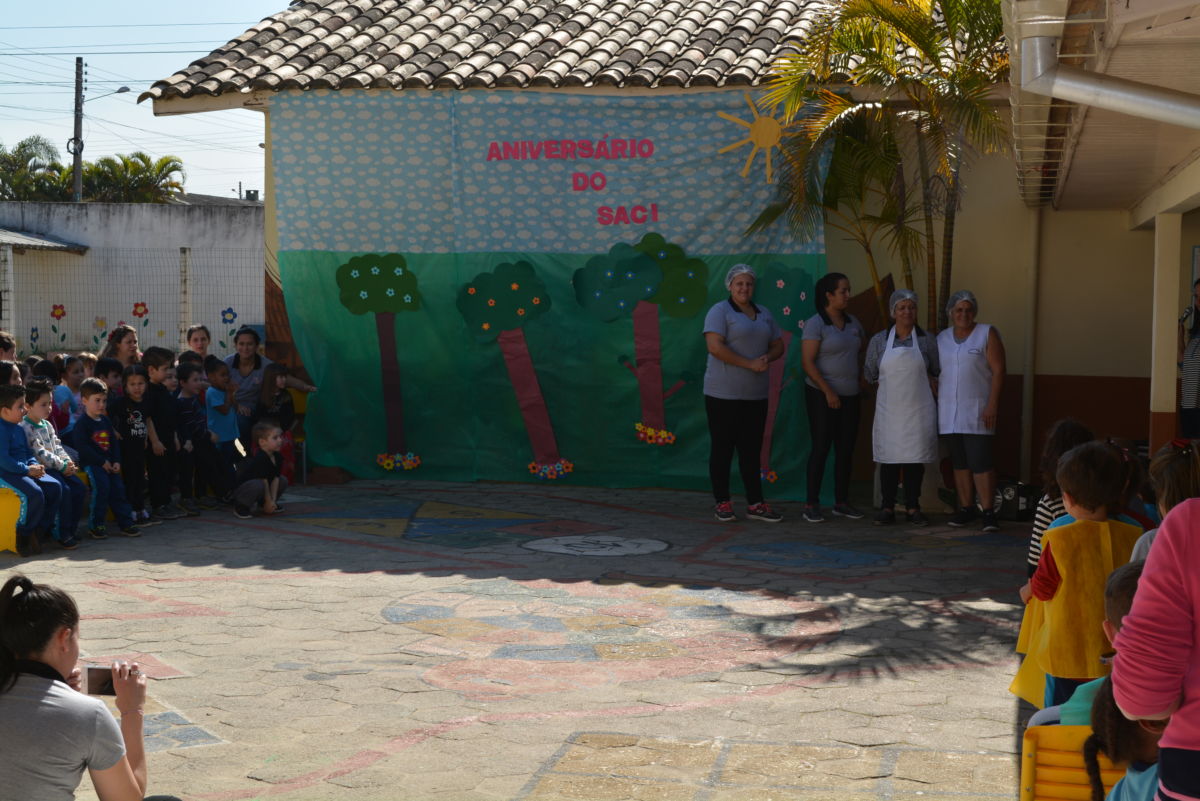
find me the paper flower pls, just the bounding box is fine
[132,302,149,318]
[221,307,237,324]
[377,451,421,471]
[528,458,574,480]
[760,468,779,483]
[50,304,66,320]
[634,422,676,446]
[776,279,785,289]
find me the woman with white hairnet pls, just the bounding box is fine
[863,289,940,526]
[937,290,1007,532]
[702,264,786,522]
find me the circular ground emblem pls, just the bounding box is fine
[520,534,670,556]
[382,578,840,699]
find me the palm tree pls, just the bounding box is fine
[86,152,184,203]
[0,135,63,201]
[761,0,1009,329]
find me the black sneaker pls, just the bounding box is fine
[981,510,1000,532]
[233,504,253,520]
[874,508,896,526]
[947,506,976,528]
[746,502,783,523]
[88,527,108,540]
[138,513,162,527]
[802,505,824,523]
[713,501,736,522]
[907,509,930,527]
[153,505,182,521]
[831,504,865,520]
[118,525,142,538]
[29,532,42,555]
[59,536,80,550]
[179,499,202,517]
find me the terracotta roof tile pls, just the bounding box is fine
[142,0,820,100]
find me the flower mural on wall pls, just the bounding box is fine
[218,307,238,349]
[49,305,66,344]
[131,302,151,334]
[28,327,39,349]
[91,316,108,349]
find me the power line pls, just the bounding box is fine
[9,40,239,50]
[0,50,211,56]
[3,22,257,30]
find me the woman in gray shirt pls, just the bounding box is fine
[702,264,785,523]
[800,272,866,523]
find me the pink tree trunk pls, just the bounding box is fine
[376,311,406,454]
[497,328,561,464]
[760,331,793,472]
[631,300,666,429]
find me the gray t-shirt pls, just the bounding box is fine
[702,300,783,400]
[225,353,274,410]
[801,313,865,396]
[0,673,125,801]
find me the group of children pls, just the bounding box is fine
[1014,421,1200,800]
[0,331,294,556]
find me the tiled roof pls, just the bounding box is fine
[141,0,816,100]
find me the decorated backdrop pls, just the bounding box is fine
[270,89,825,498]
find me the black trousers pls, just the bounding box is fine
[122,444,148,511]
[146,438,178,509]
[804,385,860,505]
[879,463,924,510]
[178,437,228,500]
[705,395,767,505]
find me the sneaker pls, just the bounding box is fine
[59,537,79,550]
[906,509,930,527]
[981,509,1000,532]
[15,537,30,557]
[197,496,220,509]
[746,502,783,523]
[29,532,42,555]
[137,513,162,528]
[88,527,108,540]
[947,506,977,528]
[874,508,896,526]
[233,504,253,520]
[179,499,202,517]
[831,504,865,520]
[118,525,141,538]
[802,504,824,523]
[713,501,736,522]
[167,503,189,518]
[153,505,182,520]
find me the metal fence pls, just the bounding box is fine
[0,246,264,360]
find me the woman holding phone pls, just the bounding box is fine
[0,574,177,801]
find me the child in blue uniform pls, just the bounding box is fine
[73,378,140,539]
[0,384,63,555]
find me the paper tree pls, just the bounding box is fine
[336,253,421,470]
[751,263,816,483]
[574,233,708,445]
[457,261,572,480]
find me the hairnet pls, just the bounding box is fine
[888,289,919,318]
[945,290,978,320]
[725,263,756,290]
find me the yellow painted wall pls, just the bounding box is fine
[823,153,1158,378]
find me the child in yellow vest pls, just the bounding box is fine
[1011,441,1141,708]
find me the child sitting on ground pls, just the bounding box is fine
[1025,419,1094,579]
[0,384,63,555]
[1084,677,1163,801]
[20,379,85,550]
[1012,441,1142,708]
[232,421,286,519]
[73,378,140,539]
[1129,438,1200,560]
[108,365,159,528]
[252,363,296,482]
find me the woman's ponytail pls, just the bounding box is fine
[0,575,79,692]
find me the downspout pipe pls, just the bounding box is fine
[1021,36,1200,129]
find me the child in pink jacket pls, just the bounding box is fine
[1113,497,1200,800]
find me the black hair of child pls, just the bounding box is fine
[176,362,203,383]
[95,357,123,379]
[78,377,106,399]
[30,359,59,384]
[140,346,175,370]
[121,364,149,387]
[1056,441,1122,513]
[0,383,24,409]
[177,351,203,366]
[1104,560,1144,628]
[203,355,228,375]
[23,378,53,404]
[1040,419,1094,498]
[250,419,281,444]
[1083,677,1145,801]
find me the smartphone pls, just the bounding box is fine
[86,666,115,696]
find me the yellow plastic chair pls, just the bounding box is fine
[1021,725,1125,800]
[0,487,23,554]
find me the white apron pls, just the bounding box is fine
[873,327,938,464]
[937,323,992,434]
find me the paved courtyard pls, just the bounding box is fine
[3,480,1029,800]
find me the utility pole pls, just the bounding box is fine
[67,57,84,202]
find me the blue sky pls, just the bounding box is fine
[0,0,286,196]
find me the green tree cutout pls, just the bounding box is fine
[336,253,421,470]
[457,261,572,480]
[574,233,708,444]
